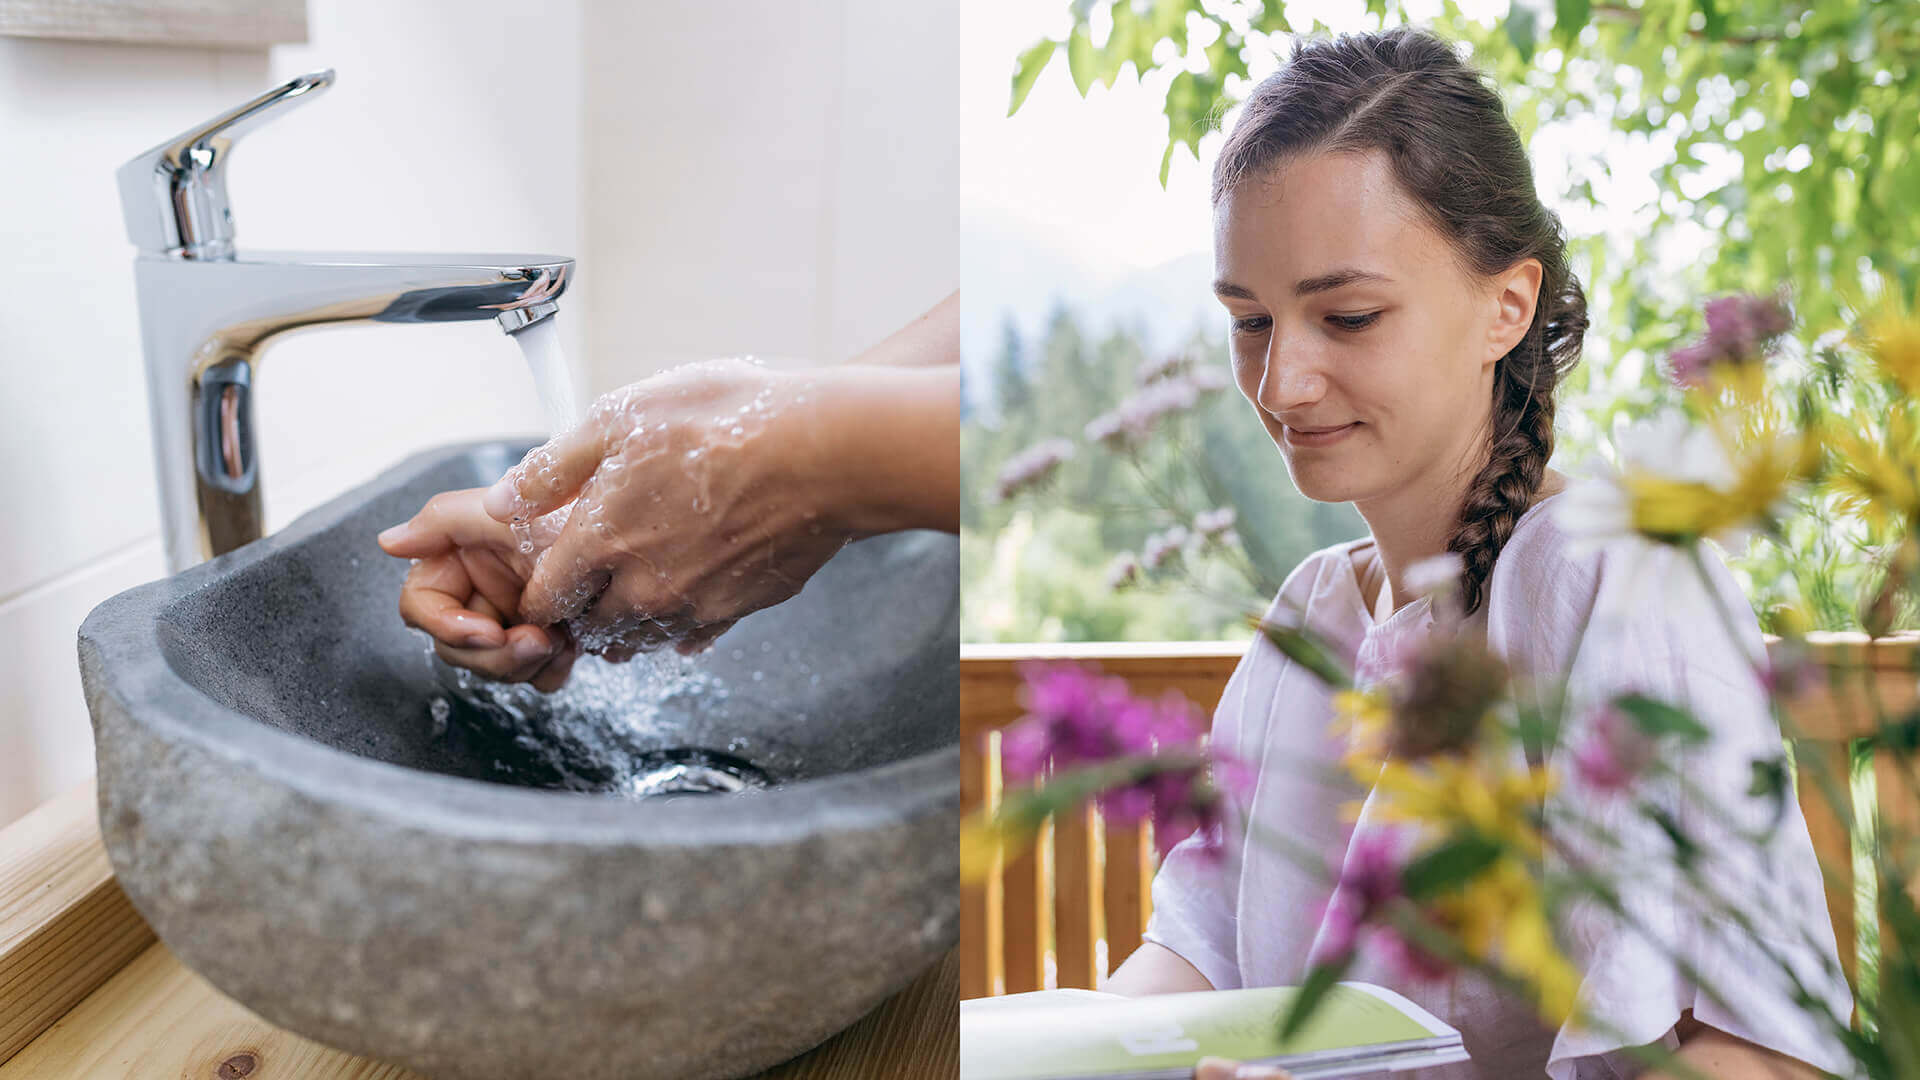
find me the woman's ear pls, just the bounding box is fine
[1485,257,1545,367]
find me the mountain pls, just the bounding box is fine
[961,207,1220,406]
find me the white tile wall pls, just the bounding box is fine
[578,0,959,388]
[0,0,958,830]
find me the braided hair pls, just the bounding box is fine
[1213,26,1589,615]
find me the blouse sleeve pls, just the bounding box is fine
[1517,535,1856,1079]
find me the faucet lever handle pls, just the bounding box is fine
[117,69,336,259]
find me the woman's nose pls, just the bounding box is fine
[1257,343,1328,416]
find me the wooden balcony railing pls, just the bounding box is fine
[959,634,1920,1017]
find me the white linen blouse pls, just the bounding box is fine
[1141,485,1857,1078]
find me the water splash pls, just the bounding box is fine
[430,645,757,799]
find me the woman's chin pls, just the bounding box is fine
[1279,458,1362,504]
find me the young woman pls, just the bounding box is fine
[1102,27,1853,1080]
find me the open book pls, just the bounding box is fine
[960,982,1470,1079]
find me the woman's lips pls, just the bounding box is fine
[1283,421,1360,448]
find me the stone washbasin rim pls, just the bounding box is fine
[79,438,957,849]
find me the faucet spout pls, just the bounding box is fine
[130,252,572,573]
[120,72,578,574]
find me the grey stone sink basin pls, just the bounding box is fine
[76,439,958,1080]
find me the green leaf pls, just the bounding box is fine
[1641,802,1699,869]
[1506,4,1538,64]
[1696,0,1727,41]
[1399,832,1505,899]
[1553,0,1589,47]
[1159,140,1176,188]
[1067,25,1096,97]
[1746,756,1788,800]
[1099,4,1138,88]
[1254,618,1354,690]
[1279,953,1353,1040]
[1009,39,1056,116]
[1612,693,1711,743]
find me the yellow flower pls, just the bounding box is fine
[1684,359,1772,415]
[1859,290,1920,398]
[1824,404,1920,537]
[960,810,1041,884]
[1621,426,1813,544]
[1439,857,1582,1024]
[1331,687,1393,781]
[1370,752,1554,858]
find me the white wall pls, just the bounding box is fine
[579,0,958,386]
[0,1,584,829]
[0,0,958,830]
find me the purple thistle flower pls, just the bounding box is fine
[994,438,1075,502]
[1194,506,1238,539]
[1136,351,1194,385]
[1141,526,1190,569]
[1665,290,1793,388]
[1371,914,1459,984]
[1002,662,1236,862]
[1308,826,1413,968]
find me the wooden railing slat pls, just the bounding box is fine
[1102,820,1154,978]
[1001,823,1047,995]
[959,730,1000,1000]
[1053,805,1100,990]
[1793,739,1858,997]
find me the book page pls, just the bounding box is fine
[961,982,1455,1080]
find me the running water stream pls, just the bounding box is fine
[508,314,582,552]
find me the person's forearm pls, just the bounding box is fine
[811,363,959,535]
[845,291,960,368]
[1102,942,1217,996]
[1639,1023,1825,1079]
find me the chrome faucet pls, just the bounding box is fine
[118,69,572,573]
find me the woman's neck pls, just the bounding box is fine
[1352,459,1567,617]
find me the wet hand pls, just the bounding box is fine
[376,487,581,691]
[481,358,855,657]
[1193,1060,1294,1079]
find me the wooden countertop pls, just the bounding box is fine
[0,779,957,1079]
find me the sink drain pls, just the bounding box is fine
[624,749,770,797]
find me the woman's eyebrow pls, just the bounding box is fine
[1293,268,1392,296]
[1213,268,1394,301]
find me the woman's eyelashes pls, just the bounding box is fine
[1230,311,1383,336]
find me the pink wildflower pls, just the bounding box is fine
[993,438,1075,502]
[1572,702,1657,792]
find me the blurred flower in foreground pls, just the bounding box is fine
[1855,280,1920,399]
[1666,290,1792,392]
[1826,403,1920,537]
[993,438,1074,502]
[1571,701,1656,793]
[1555,409,1812,550]
[961,663,1240,882]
